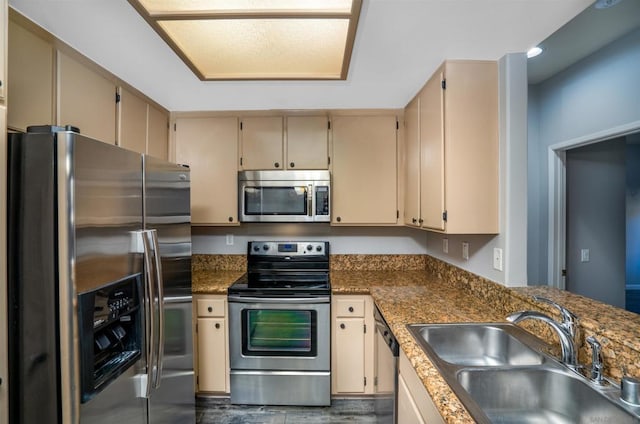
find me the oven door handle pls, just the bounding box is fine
[228,295,330,304]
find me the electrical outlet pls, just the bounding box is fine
[493,248,503,271]
[462,242,469,260]
[226,234,234,246]
[443,238,449,253]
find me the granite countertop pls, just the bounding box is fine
[192,267,640,424]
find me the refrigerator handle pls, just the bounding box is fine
[140,230,157,398]
[149,229,165,389]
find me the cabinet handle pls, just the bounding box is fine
[228,216,233,222]
[419,218,424,224]
[215,323,221,329]
[412,218,417,224]
[290,162,295,168]
[348,306,354,313]
[336,216,342,223]
[340,323,346,329]
[274,162,280,168]
[207,306,213,313]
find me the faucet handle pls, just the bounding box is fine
[533,296,578,323]
[586,336,605,385]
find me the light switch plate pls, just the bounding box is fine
[581,249,590,262]
[462,242,469,260]
[493,248,503,271]
[226,234,234,246]
[443,238,449,253]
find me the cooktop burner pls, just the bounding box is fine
[228,241,330,297]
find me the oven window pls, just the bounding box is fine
[244,187,307,215]
[243,309,317,356]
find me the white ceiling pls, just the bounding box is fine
[9,0,593,112]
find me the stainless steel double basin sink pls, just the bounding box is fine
[407,323,640,423]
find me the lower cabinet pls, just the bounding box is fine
[194,295,229,394]
[331,295,375,395]
[397,349,445,424]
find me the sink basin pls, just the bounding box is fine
[408,323,545,366]
[457,368,637,424]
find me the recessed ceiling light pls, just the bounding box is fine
[527,46,543,59]
[594,0,624,10]
[127,0,362,81]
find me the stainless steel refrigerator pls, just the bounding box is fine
[7,126,194,424]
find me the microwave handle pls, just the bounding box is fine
[307,184,313,217]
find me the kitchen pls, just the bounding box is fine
[2,0,640,423]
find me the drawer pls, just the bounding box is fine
[334,297,365,317]
[196,297,226,317]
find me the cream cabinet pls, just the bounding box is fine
[118,87,169,160]
[403,96,421,227]
[7,14,54,131]
[331,115,398,225]
[286,115,329,169]
[174,116,239,225]
[57,51,117,144]
[240,115,329,170]
[239,116,283,170]
[0,0,6,102]
[419,60,498,234]
[331,295,375,395]
[397,349,445,424]
[194,295,229,394]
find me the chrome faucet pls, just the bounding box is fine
[586,336,606,385]
[506,296,579,367]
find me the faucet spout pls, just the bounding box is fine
[506,310,578,367]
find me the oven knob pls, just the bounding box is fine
[263,245,269,251]
[306,244,313,251]
[253,245,260,252]
[316,245,322,252]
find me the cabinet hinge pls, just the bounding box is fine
[195,323,198,333]
[374,376,378,387]
[240,121,243,130]
[115,92,121,103]
[397,210,399,219]
[442,210,448,222]
[364,324,367,334]
[240,157,243,166]
[441,79,447,90]
[562,269,567,277]
[396,120,399,130]
[196,376,199,385]
[328,121,331,130]
[173,123,177,131]
[328,156,331,166]
[364,377,367,386]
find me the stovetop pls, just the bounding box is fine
[228,241,331,297]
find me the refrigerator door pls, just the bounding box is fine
[144,155,194,423]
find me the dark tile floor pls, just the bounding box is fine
[196,398,376,424]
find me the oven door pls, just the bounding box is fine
[228,296,330,371]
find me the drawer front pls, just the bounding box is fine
[334,297,365,317]
[197,297,226,317]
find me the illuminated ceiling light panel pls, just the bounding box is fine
[128,0,362,80]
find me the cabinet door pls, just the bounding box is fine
[175,117,239,225]
[147,104,169,161]
[240,116,283,170]
[286,116,329,169]
[196,317,227,392]
[331,115,398,225]
[397,373,426,424]
[420,68,445,231]
[334,317,365,393]
[117,87,147,154]
[7,18,54,131]
[57,51,116,144]
[404,96,421,227]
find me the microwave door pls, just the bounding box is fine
[242,185,311,222]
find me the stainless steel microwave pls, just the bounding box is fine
[238,170,330,223]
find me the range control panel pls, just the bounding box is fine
[249,241,328,257]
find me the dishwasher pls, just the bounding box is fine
[374,305,399,424]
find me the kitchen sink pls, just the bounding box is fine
[406,323,640,424]
[410,323,545,366]
[458,367,637,424]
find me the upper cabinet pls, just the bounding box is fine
[118,86,169,160]
[239,116,283,170]
[174,116,239,225]
[57,51,117,144]
[7,14,54,131]
[403,96,421,227]
[239,115,329,170]
[407,60,498,234]
[286,115,329,170]
[331,114,398,225]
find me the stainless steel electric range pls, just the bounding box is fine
[227,241,331,406]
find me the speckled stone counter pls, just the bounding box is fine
[192,254,640,424]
